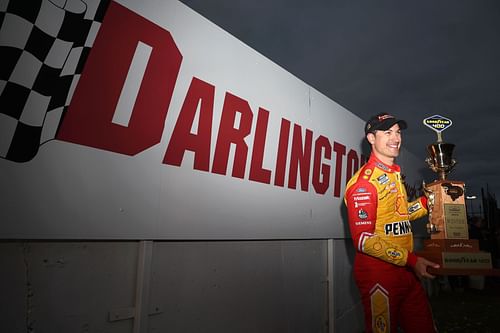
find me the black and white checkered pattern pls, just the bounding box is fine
[0,0,110,162]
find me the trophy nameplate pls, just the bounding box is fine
[443,203,468,239]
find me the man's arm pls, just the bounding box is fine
[407,195,441,277]
[345,181,414,267]
[408,196,429,221]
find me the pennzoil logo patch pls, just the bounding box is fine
[386,248,403,259]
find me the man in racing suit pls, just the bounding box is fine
[344,113,439,333]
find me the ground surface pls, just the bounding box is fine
[429,276,500,333]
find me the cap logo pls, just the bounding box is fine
[378,114,395,121]
[366,113,405,134]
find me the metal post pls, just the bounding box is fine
[133,241,153,333]
[327,239,335,333]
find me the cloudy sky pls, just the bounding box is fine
[180,0,500,211]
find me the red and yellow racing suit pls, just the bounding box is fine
[344,154,436,333]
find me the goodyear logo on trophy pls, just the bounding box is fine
[423,115,453,133]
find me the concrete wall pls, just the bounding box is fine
[1,239,364,332]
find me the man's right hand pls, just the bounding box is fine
[413,256,440,279]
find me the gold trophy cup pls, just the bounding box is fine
[425,142,456,181]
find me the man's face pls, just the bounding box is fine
[367,123,402,163]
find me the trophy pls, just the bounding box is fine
[417,115,492,273]
[422,115,464,238]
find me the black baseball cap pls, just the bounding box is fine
[364,113,407,135]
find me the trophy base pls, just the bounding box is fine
[422,239,480,252]
[417,239,500,276]
[421,251,492,270]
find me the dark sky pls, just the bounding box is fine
[180,0,500,211]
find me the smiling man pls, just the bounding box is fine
[344,113,439,333]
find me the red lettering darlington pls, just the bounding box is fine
[163,77,214,171]
[212,92,253,178]
[56,2,362,198]
[312,135,332,194]
[274,118,291,187]
[288,124,313,191]
[249,108,272,184]
[333,142,346,197]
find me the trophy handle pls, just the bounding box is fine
[422,181,439,234]
[426,222,439,234]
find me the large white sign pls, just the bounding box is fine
[0,0,422,239]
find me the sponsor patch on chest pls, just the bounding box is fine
[384,220,412,236]
[376,173,390,185]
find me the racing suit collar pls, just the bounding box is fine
[369,153,401,173]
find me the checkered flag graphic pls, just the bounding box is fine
[0,0,110,162]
